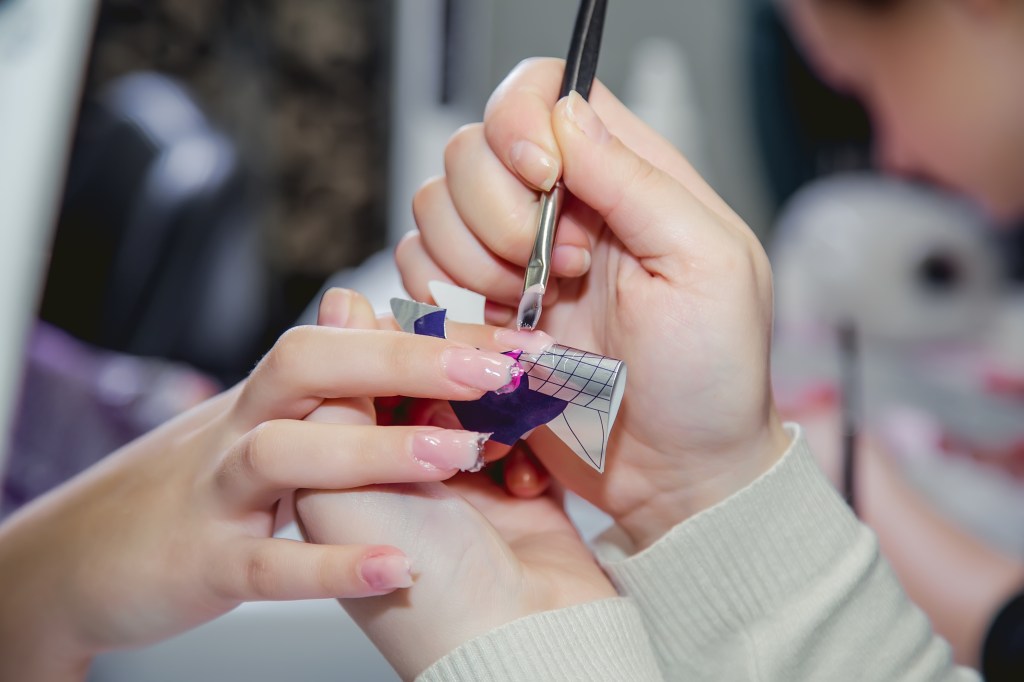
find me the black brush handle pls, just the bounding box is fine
[560,0,608,101]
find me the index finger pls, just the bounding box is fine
[233,327,521,430]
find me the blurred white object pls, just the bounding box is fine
[624,38,710,180]
[0,0,97,479]
[773,173,1000,342]
[90,600,398,682]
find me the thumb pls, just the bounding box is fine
[317,287,379,331]
[552,91,714,261]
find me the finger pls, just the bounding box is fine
[486,57,740,225]
[483,438,514,464]
[394,230,458,304]
[317,288,378,330]
[375,313,401,333]
[407,399,461,428]
[235,327,521,428]
[311,289,378,424]
[485,301,516,327]
[552,91,723,265]
[413,176,529,304]
[444,320,554,355]
[305,398,374,425]
[443,124,592,278]
[215,540,414,601]
[218,422,490,508]
[503,444,550,498]
[483,57,565,191]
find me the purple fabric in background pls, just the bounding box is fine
[2,323,217,518]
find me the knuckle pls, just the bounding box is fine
[473,259,516,297]
[444,123,482,171]
[261,325,312,381]
[316,551,344,596]
[244,547,277,600]
[238,420,281,484]
[394,229,421,267]
[411,177,446,228]
[625,156,660,196]
[510,56,555,82]
[486,206,533,261]
[383,338,420,380]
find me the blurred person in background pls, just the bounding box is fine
[773,0,1024,674]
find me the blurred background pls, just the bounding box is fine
[3,0,1024,679]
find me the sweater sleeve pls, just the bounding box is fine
[594,424,980,681]
[416,597,664,682]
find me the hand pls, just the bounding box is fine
[297,471,615,680]
[400,58,791,549]
[0,289,520,680]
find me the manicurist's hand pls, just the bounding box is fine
[0,289,518,681]
[399,57,791,550]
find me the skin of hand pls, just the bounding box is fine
[784,396,1024,667]
[0,288,519,681]
[399,57,791,550]
[297,471,616,681]
[295,297,614,680]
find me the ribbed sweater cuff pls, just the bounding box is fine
[595,424,863,661]
[416,597,662,681]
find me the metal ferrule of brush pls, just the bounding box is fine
[523,182,565,295]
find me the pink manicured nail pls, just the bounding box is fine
[442,347,522,392]
[510,140,560,191]
[360,554,413,591]
[564,91,609,143]
[495,328,555,355]
[413,428,490,472]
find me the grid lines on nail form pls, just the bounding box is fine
[519,345,618,413]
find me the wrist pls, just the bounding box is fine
[613,416,792,551]
[0,512,95,680]
[0,574,94,681]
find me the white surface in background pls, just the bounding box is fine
[90,599,399,682]
[0,0,97,478]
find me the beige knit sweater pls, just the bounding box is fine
[418,426,980,681]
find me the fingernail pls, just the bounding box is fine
[564,91,609,143]
[442,348,522,392]
[360,554,413,591]
[319,288,351,328]
[413,428,490,471]
[510,140,559,191]
[553,244,591,277]
[495,328,555,355]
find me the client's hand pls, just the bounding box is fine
[297,472,615,680]
[400,57,790,549]
[0,289,518,680]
